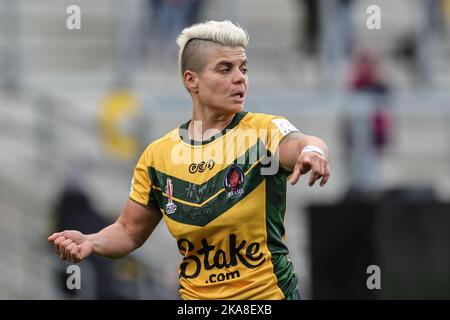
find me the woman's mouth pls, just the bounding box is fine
[231,92,245,101]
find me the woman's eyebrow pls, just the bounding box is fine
[215,59,248,67]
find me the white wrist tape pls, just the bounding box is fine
[301,145,325,157]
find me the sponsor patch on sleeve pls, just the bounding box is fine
[271,118,299,136]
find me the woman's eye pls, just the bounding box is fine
[241,68,248,74]
[220,68,229,73]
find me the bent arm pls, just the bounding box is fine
[49,199,162,262]
[278,132,330,186]
[279,132,329,172]
[88,199,162,259]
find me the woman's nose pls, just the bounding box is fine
[232,69,247,84]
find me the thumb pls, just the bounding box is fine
[48,231,65,242]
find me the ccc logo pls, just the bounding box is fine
[189,160,215,174]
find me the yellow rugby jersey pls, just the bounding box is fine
[129,111,300,300]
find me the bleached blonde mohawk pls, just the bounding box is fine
[177,20,249,76]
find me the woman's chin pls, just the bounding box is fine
[210,103,244,115]
[230,103,244,113]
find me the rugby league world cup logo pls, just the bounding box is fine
[165,178,177,214]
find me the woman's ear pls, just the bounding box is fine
[184,70,199,93]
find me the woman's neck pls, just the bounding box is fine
[188,107,236,142]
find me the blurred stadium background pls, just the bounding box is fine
[0,0,449,299]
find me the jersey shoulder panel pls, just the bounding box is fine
[240,112,282,130]
[141,127,180,163]
[240,112,299,154]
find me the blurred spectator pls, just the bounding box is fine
[52,182,122,299]
[146,0,205,58]
[297,0,356,57]
[332,0,356,59]
[347,47,389,95]
[342,47,393,194]
[394,0,447,86]
[300,0,355,85]
[297,0,320,57]
[186,0,205,26]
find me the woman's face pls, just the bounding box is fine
[196,46,248,114]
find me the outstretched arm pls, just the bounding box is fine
[278,132,330,187]
[48,199,162,263]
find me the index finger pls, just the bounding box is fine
[289,162,303,185]
[48,232,64,242]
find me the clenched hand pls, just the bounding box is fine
[48,230,94,263]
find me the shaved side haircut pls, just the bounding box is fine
[176,20,249,79]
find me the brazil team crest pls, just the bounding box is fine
[165,178,177,215]
[224,164,245,198]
